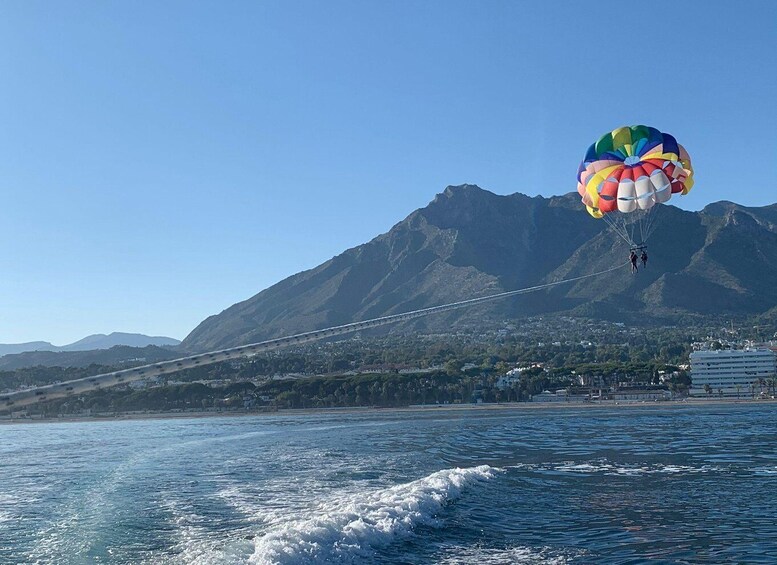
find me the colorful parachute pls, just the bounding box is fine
[576,125,694,246]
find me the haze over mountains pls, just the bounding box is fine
[182,185,777,352]
[0,333,180,357]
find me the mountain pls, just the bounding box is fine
[0,333,180,357]
[59,332,180,352]
[182,185,777,352]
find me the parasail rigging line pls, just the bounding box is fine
[602,199,663,251]
[602,213,636,248]
[1,262,629,412]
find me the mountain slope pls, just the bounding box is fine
[182,185,777,352]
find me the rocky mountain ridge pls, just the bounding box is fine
[182,185,777,352]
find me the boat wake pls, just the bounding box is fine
[249,465,498,564]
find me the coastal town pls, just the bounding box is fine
[3,318,775,421]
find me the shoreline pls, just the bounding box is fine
[1,397,775,426]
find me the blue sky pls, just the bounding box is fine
[1,1,775,344]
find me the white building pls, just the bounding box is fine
[531,389,585,403]
[531,390,568,402]
[690,349,776,398]
[496,368,523,390]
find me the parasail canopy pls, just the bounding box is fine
[576,125,694,246]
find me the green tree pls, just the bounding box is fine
[444,360,462,377]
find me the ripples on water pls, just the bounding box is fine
[1,404,776,564]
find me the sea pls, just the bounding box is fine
[1,403,776,564]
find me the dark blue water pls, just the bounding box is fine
[1,404,776,564]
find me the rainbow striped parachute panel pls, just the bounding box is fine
[576,125,694,219]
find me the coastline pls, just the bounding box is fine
[2,397,775,426]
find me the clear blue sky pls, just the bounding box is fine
[1,1,775,344]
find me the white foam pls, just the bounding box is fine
[249,465,498,564]
[436,544,582,564]
[753,466,777,476]
[511,460,721,476]
[0,493,18,524]
[556,460,720,476]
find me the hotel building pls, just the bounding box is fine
[689,349,776,398]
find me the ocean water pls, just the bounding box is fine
[1,404,776,564]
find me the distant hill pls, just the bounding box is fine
[59,332,180,352]
[0,345,180,371]
[0,342,57,357]
[172,184,774,351]
[0,332,180,357]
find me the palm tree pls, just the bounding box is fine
[736,384,742,399]
[704,383,712,397]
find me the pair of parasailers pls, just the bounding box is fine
[630,249,648,273]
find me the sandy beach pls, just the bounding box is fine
[2,397,775,426]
